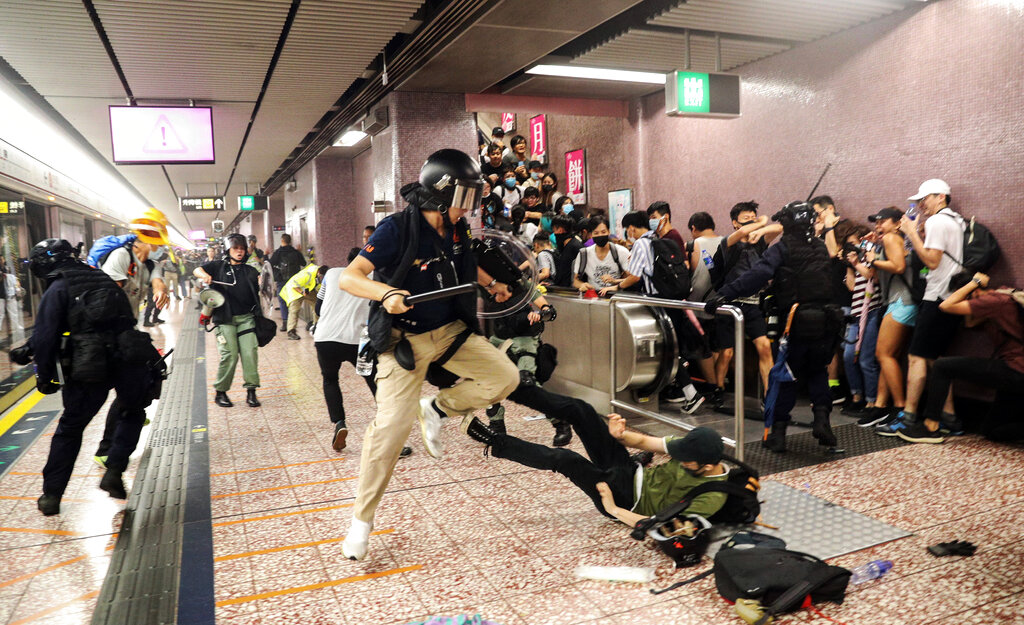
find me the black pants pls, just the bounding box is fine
[665,308,696,388]
[43,365,151,496]
[925,357,1024,422]
[315,341,376,424]
[774,338,833,422]
[498,384,636,516]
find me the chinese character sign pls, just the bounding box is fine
[530,115,547,164]
[565,149,586,205]
[501,113,515,133]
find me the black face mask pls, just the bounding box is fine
[593,235,609,248]
[541,183,555,192]
[554,232,571,249]
[684,466,704,478]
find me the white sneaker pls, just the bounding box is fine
[342,518,373,561]
[418,398,446,459]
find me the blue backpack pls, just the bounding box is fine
[87,234,137,270]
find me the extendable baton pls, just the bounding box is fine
[403,283,478,306]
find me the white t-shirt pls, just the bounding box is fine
[101,245,162,311]
[572,244,630,286]
[315,267,370,344]
[513,222,538,249]
[922,208,965,301]
[536,248,556,281]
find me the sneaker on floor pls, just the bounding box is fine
[399,446,413,458]
[417,398,446,459]
[661,385,686,403]
[342,518,373,561]
[332,422,348,452]
[856,407,891,428]
[875,411,909,437]
[93,455,108,470]
[710,387,725,407]
[939,418,965,436]
[679,394,705,415]
[287,330,300,340]
[830,387,846,405]
[897,421,946,444]
[842,400,867,416]
[37,494,60,516]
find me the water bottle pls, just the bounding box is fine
[355,326,373,377]
[850,559,893,584]
[906,203,917,221]
[701,248,714,269]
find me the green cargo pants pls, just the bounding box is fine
[214,313,260,391]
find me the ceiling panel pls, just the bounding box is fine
[572,29,790,73]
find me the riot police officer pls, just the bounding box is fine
[339,149,520,560]
[707,202,843,452]
[15,239,162,515]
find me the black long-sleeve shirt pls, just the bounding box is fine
[717,241,788,301]
[27,278,70,384]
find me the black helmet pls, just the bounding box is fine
[224,233,250,263]
[418,149,484,214]
[773,201,816,238]
[646,514,712,568]
[29,238,76,280]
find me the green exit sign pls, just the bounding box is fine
[666,71,741,118]
[238,195,269,211]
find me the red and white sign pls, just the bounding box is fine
[565,148,586,204]
[530,115,547,164]
[500,113,515,133]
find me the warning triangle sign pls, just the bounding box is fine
[142,115,188,154]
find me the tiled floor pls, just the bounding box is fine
[2,301,1024,625]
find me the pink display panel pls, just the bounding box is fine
[564,148,586,204]
[530,114,547,163]
[109,106,215,165]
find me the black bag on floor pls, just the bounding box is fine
[714,547,851,623]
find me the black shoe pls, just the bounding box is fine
[246,388,261,407]
[332,422,348,452]
[143,321,155,328]
[763,421,788,453]
[399,446,413,458]
[629,451,654,467]
[660,384,686,403]
[215,391,233,407]
[519,370,538,386]
[461,416,499,447]
[280,323,288,332]
[842,400,866,416]
[552,419,572,447]
[812,410,838,447]
[153,317,166,324]
[830,386,846,405]
[856,406,891,428]
[489,419,506,435]
[99,469,127,499]
[287,330,300,340]
[710,387,725,407]
[37,493,60,516]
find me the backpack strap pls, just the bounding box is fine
[609,244,623,274]
[649,568,714,595]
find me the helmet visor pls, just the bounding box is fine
[450,180,483,213]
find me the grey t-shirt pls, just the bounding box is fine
[101,245,163,311]
[537,248,556,281]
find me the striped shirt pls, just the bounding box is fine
[850,273,881,319]
[628,231,656,293]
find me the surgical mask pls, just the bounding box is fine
[542,183,554,192]
[649,218,661,232]
[150,246,166,260]
[562,204,574,215]
[593,235,609,248]
[531,172,540,180]
[504,178,516,189]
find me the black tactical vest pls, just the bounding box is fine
[772,233,834,314]
[58,265,136,335]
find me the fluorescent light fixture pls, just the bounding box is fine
[334,130,368,147]
[526,64,667,84]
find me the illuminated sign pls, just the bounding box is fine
[109,106,216,164]
[238,195,269,211]
[564,148,587,205]
[180,196,225,211]
[187,229,207,240]
[530,115,547,164]
[665,71,741,117]
[0,200,25,214]
[501,112,515,133]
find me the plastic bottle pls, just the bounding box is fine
[849,559,893,584]
[355,326,373,377]
[701,248,715,269]
[906,202,917,220]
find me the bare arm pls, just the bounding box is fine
[596,482,648,527]
[339,256,412,315]
[939,272,988,320]
[726,216,767,247]
[607,414,666,452]
[901,216,943,270]
[867,232,906,275]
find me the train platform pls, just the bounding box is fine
[0,304,1022,625]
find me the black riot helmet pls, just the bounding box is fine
[29,238,77,280]
[223,233,250,264]
[418,149,484,215]
[646,514,713,568]
[772,201,816,240]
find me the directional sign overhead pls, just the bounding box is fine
[238,195,269,211]
[0,200,25,214]
[180,196,225,212]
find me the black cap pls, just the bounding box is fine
[868,207,904,223]
[666,427,724,465]
[491,126,505,137]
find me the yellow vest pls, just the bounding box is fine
[280,263,319,304]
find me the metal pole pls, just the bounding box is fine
[607,294,746,460]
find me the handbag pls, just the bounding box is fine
[245,269,277,347]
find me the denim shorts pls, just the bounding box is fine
[885,299,918,327]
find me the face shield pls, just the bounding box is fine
[448,178,483,214]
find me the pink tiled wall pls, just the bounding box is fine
[312,153,354,267]
[635,0,1024,284]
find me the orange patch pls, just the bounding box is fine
[364,244,374,253]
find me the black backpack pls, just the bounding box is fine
[942,213,1000,272]
[649,237,691,299]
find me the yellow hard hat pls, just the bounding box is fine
[130,207,170,246]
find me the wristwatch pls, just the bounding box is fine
[485,278,497,289]
[971,278,982,286]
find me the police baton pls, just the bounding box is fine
[403,283,478,306]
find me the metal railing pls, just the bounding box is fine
[608,293,747,460]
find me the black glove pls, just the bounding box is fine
[539,304,557,322]
[10,343,33,365]
[36,377,61,395]
[704,296,727,316]
[927,540,977,557]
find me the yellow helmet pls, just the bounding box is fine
[130,207,171,246]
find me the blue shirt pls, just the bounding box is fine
[359,213,466,332]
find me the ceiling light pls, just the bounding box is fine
[334,130,368,147]
[526,64,667,84]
